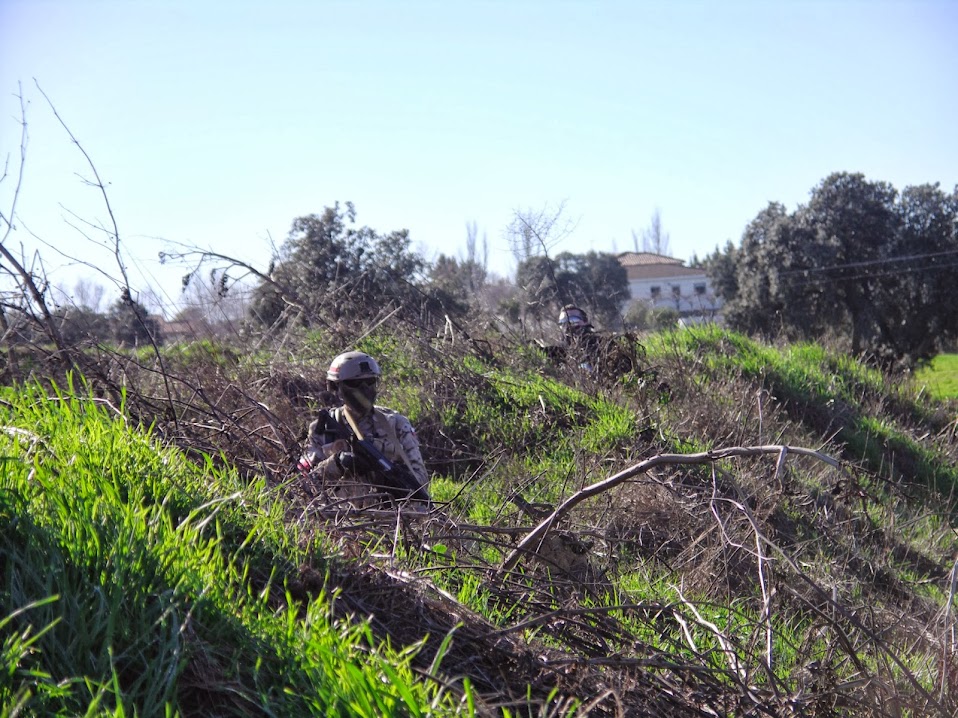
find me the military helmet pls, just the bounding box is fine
[558,304,590,327]
[326,351,381,382]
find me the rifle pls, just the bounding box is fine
[317,408,430,505]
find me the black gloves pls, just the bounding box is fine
[335,451,357,473]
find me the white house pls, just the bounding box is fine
[617,251,723,323]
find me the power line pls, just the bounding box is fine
[778,247,958,277]
[784,260,958,288]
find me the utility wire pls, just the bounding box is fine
[782,260,958,288]
[778,247,958,277]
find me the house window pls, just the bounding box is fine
[671,285,682,298]
[694,283,706,296]
[650,286,661,299]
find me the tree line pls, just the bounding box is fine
[245,202,636,333]
[11,172,955,371]
[705,172,958,368]
[34,202,634,349]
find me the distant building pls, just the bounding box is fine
[153,316,206,342]
[617,251,723,323]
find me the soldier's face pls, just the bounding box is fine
[339,377,378,414]
[563,325,585,342]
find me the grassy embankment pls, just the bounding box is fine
[0,379,474,717]
[3,325,957,716]
[915,353,958,400]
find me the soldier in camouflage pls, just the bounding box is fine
[297,351,429,504]
[558,304,601,371]
[547,304,646,382]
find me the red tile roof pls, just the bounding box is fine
[617,251,685,267]
[624,264,706,280]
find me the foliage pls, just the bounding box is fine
[7,160,958,714]
[248,202,430,329]
[0,379,470,717]
[514,250,630,328]
[108,289,162,347]
[914,353,958,399]
[706,173,958,367]
[646,324,958,496]
[623,304,683,332]
[54,304,111,345]
[652,306,680,330]
[48,290,159,349]
[621,300,653,331]
[5,317,958,715]
[425,254,487,317]
[700,239,738,300]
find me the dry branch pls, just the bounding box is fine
[499,444,842,574]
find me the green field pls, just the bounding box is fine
[915,353,958,399]
[5,328,958,716]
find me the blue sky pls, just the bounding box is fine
[2,0,956,315]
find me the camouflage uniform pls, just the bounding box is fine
[297,350,429,506]
[299,405,428,498]
[564,326,602,371]
[547,305,645,380]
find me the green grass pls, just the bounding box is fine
[6,328,958,715]
[644,325,958,498]
[0,378,472,717]
[914,353,958,399]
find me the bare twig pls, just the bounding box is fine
[675,584,746,683]
[707,464,775,680]
[941,556,958,700]
[0,84,73,364]
[34,80,179,422]
[35,80,123,281]
[499,444,841,574]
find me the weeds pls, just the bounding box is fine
[914,354,958,400]
[0,380,471,716]
[3,316,958,716]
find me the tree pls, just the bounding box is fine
[514,254,560,321]
[554,251,630,328]
[506,202,575,265]
[703,240,739,304]
[632,207,671,255]
[248,202,427,328]
[71,279,106,313]
[425,255,477,317]
[174,268,250,338]
[795,173,900,357]
[711,172,958,367]
[515,251,630,329]
[424,222,489,317]
[57,306,110,346]
[53,279,111,345]
[109,289,161,347]
[880,183,958,364]
[464,220,489,278]
[622,300,652,331]
[718,202,811,338]
[505,202,573,326]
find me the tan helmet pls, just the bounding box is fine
[558,304,590,328]
[326,351,381,382]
